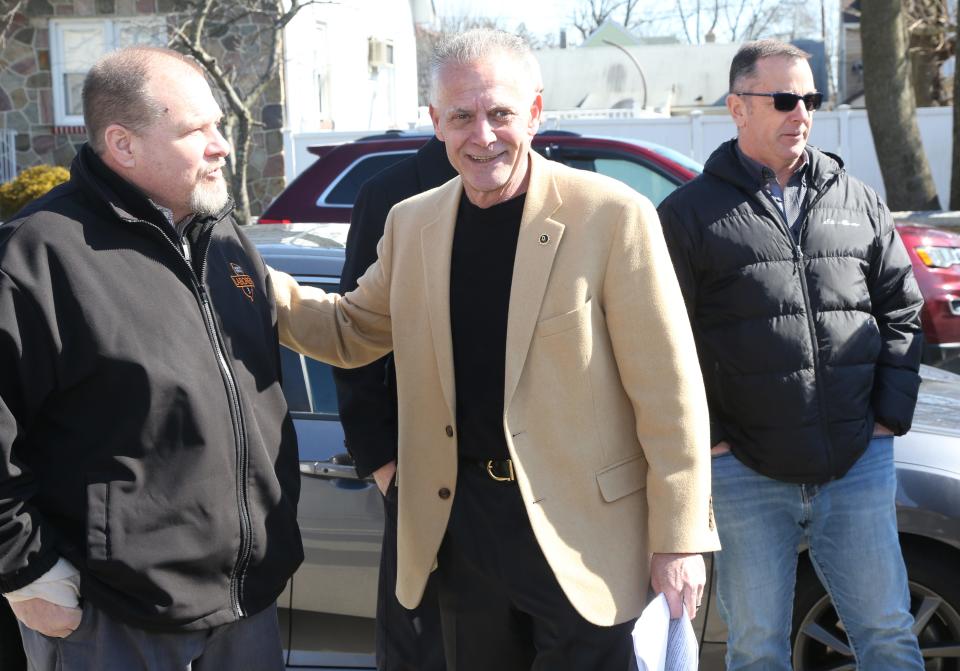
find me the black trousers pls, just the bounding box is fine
[436,462,636,671]
[0,597,25,671]
[377,478,446,671]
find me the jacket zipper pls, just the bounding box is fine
[135,216,252,618]
[196,228,253,619]
[780,178,840,476]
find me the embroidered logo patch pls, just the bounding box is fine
[230,262,255,302]
[822,218,860,227]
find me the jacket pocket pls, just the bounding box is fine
[596,454,647,503]
[535,299,592,338]
[85,476,111,562]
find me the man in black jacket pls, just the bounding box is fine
[331,136,455,671]
[0,47,302,669]
[659,40,925,670]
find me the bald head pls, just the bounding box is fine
[83,47,205,154]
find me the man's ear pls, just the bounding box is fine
[726,93,747,129]
[429,105,445,142]
[528,92,544,135]
[102,124,137,169]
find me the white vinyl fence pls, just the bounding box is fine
[0,130,16,185]
[285,106,954,209]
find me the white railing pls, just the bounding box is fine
[285,105,954,208]
[0,130,16,185]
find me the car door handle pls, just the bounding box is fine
[299,453,372,481]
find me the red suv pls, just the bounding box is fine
[897,223,960,367]
[258,131,960,367]
[258,131,700,224]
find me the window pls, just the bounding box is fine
[278,280,340,417]
[593,158,679,206]
[280,347,340,417]
[320,152,414,206]
[49,18,167,127]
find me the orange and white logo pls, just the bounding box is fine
[230,262,255,302]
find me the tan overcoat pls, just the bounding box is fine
[271,152,720,626]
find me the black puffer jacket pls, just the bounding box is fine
[0,145,302,630]
[658,140,923,484]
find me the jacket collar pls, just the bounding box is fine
[419,150,565,417]
[704,138,843,194]
[72,143,234,235]
[414,137,458,190]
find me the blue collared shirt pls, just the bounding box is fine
[735,142,810,239]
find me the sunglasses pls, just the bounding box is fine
[735,91,823,112]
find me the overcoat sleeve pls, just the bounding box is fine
[603,197,719,553]
[270,211,396,370]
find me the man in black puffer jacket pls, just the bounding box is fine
[0,47,302,669]
[659,40,924,670]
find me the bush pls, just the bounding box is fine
[0,165,70,220]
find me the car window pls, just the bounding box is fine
[592,158,679,206]
[323,152,414,206]
[639,144,704,175]
[280,348,339,417]
[278,279,341,418]
[280,346,311,412]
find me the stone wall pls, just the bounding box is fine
[0,0,285,216]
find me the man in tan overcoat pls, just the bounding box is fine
[270,28,719,669]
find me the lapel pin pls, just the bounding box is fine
[539,234,550,245]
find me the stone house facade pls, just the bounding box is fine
[0,0,284,215]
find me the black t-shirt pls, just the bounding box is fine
[449,192,525,461]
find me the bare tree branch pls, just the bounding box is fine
[168,0,329,223]
[0,0,24,48]
[675,0,694,43]
[705,0,720,39]
[571,0,626,39]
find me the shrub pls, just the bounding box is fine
[0,165,70,220]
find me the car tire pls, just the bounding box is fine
[791,546,960,670]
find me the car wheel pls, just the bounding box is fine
[791,547,960,670]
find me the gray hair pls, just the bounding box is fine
[83,47,204,153]
[729,39,810,92]
[429,28,542,104]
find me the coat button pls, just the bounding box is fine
[445,425,454,437]
[438,487,451,500]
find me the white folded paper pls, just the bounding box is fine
[632,593,699,671]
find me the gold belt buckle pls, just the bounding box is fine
[486,459,515,482]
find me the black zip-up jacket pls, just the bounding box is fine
[658,140,923,484]
[0,145,303,630]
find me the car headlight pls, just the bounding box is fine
[915,246,960,268]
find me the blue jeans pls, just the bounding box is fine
[711,436,923,670]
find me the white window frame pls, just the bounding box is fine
[49,17,168,127]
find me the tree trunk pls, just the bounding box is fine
[223,114,252,226]
[860,0,941,210]
[232,114,253,226]
[952,31,960,210]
